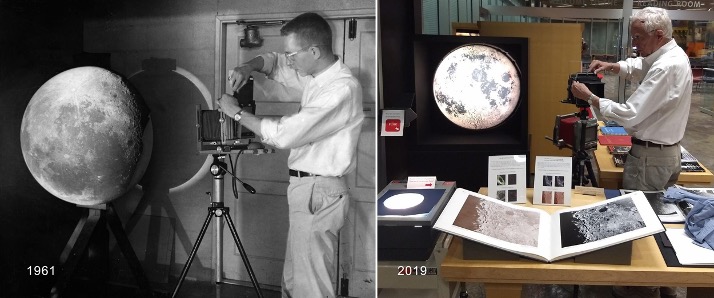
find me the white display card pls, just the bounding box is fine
[406,176,437,189]
[487,155,527,204]
[380,109,404,137]
[533,156,573,206]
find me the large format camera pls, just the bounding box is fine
[548,73,605,187]
[196,77,264,154]
[550,72,604,152]
[565,72,605,108]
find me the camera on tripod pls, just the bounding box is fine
[549,73,604,153]
[196,76,266,154]
[564,72,604,108]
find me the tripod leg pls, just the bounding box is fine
[51,209,101,298]
[585,158,599,188]
[223,211,264,298]
[106,204,153,297]
[172,209,215,298]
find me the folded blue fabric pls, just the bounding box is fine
[663,187,714,250]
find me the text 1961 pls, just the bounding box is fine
[27,266,54,276]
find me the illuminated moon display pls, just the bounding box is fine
[384,193,425,210]
[432,44,521,130]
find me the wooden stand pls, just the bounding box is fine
[50,203,153,297]
[463,239,632,265]
[573,241,632,265]
[462,240,520,261]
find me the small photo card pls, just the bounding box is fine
[533,156,572,206]
[487,155,527,204]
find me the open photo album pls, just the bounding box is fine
[433,188,664,263]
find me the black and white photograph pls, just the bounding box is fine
[508,173,517,185]
[508,189,518,202]
[559,198,646,248]
[496,190,506,201]
[620,189,685,223]
[543,175,553,187]
[1,1,375,297]
[497,174,507,186]
[554,175,565,187]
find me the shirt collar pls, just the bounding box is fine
[644,39,677,65]
[310,58,341,88]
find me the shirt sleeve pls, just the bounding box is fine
[599,67,670,129]
[256,52,307,102]
[259,79,359,149]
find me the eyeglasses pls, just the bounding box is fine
[631,30,657,42]
[284,44,324,60]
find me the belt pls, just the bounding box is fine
[289,169,320,177]
[631,137,679,148]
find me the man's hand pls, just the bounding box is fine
[570,81,592,100]
[588,60,619,74]
[228,65,254,92]
[217,93,241,117]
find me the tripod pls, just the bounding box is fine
[51,203,153,298]
[573,147,598,188]
[171,154,263,298]
[571,108,598,188]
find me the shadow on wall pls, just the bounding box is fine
[110,57,214,284]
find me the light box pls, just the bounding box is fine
[377,180,456,261]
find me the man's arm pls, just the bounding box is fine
[228,56,265,92]
[260,80,361,149]
[217,93,263,138]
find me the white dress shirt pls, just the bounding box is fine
[258,54,364,177]
[598,39,692,145]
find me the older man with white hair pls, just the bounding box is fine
[572,7,692,298]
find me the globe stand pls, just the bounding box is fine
[50,203,154,298]
[171,154,263,298]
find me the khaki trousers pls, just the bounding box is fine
[623,143,681,191]
[281,175,349,298]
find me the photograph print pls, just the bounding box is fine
[508,189,517,202]
[542,191,553,204]
[559,197,645,248]
[554,191,564,204]
[543,175,553,186]
[497,190,506,201]
[641,192,679,216]
[508,173,517,185]
[555,175,565,187]
[620,190,685,222]
[497,174,506,186]
[452,195,540,247]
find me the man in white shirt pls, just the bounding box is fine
[217,12,363,298]
[572,7,692,192]
[571,7,691,298]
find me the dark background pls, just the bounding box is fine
[0,1,136,296]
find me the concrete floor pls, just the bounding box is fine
[379,86,714,298]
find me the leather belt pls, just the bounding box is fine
[631,137,679,148]
[289,169,320,177]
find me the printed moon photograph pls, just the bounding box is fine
[432,44,521,130]
[20,66,147,206]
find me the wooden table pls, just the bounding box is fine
[440,188,714,298]
[592,130,714,189]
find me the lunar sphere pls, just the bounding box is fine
[432,44,521,130]
[20,66,147,206]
